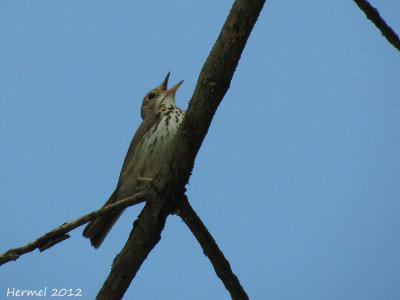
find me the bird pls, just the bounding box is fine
[83,72,185,248]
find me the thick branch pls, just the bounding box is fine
[96,0,266,299]
[96,190,173,300]
[168,0,266,189]
[0,191,147,266]
[353,0,400,52]
[177,196,249,300]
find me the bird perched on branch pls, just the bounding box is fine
[83,73,184,248]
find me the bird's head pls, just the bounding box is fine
[141,72,183,120]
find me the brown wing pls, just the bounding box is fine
[98,116,157,208]
[118,114,159,179]
[83,113,160,248]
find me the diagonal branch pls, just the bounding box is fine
[177,196,249,300]
[0,191,147,266]
[95,0,266,299]
[353,0,400,52]
[95,186,172,300]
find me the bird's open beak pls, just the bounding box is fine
[160,72,183,95]
[166,80,184,95]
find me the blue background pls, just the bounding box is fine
[1,1,399,299]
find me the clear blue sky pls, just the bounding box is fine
[1,1,399,299]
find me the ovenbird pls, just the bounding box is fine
[83,73,184,248]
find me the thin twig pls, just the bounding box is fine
[353,0,400,52]
[177,196,249,300]
[0,191,148,266]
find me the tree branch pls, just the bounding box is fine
[177,196,249,300]
[353,0,400,52]
[95,0,266,299]
[0,191,147,266]
[95,186,172,300]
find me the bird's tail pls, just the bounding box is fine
[83,188,124,248]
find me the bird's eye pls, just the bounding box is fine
[148,92,156,100]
